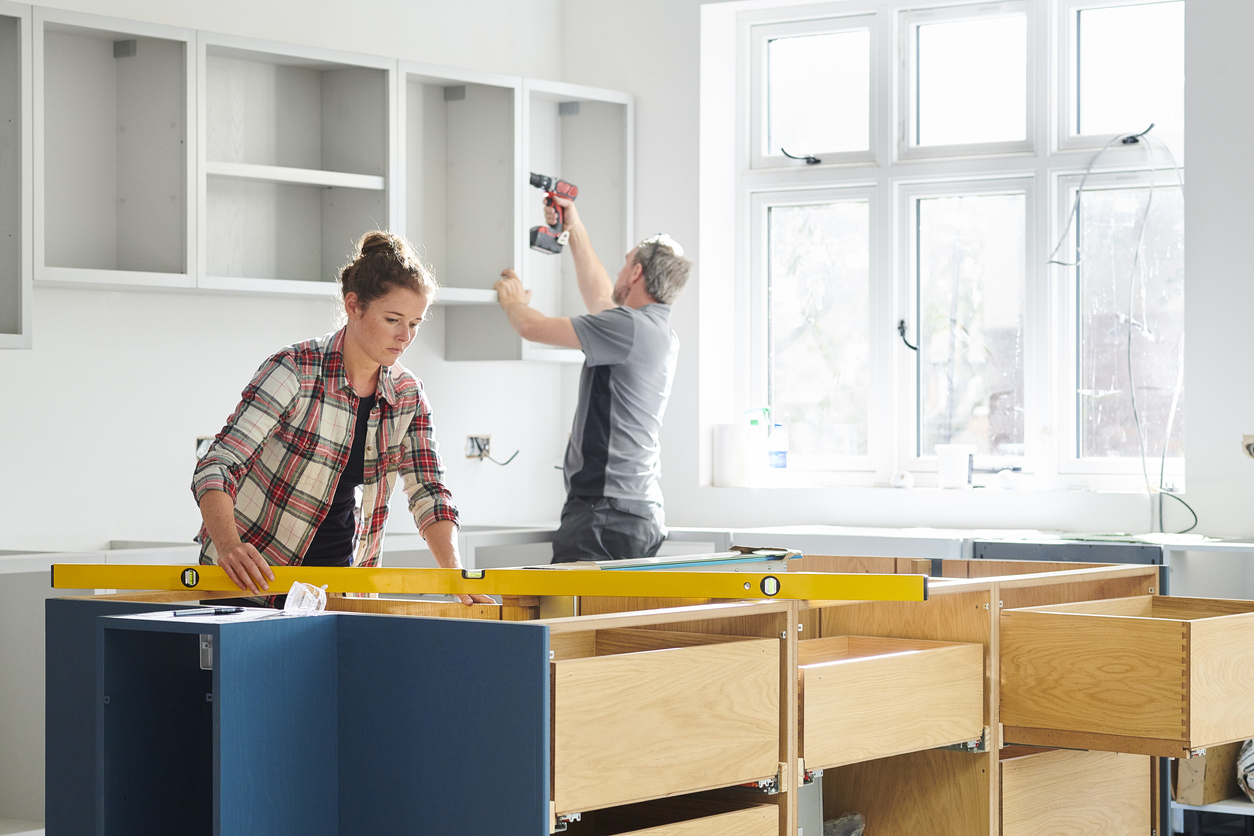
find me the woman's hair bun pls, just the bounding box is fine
[359,232,396,258]
[339,230,438,310]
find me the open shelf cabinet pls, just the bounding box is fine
[397,62,523,357]
[437,78,633,362]
[33,8,194,290]
[0,1,30,349]
[518,79,632,364]
[196,32,395,295]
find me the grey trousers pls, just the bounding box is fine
[550,496,667,563]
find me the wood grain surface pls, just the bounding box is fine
[552,638,780,813]
[800,637,983,768]
[824,748,990,836]
[1001,608,1188,741]
[1001,748,1150,836]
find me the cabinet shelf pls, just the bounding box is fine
[204,160,385,191]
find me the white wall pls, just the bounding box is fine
[0,0,569,551]
[561,0,1248,536]
[1181,0,1254,538]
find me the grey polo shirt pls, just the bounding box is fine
[565,303,679,505]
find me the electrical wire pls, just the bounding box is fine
[1057,126,1191,533]
[470,436,518,466]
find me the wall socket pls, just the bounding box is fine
[466,436,490,459]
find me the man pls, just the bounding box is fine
[494,196,692,562]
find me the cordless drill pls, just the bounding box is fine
[529,173,579,254]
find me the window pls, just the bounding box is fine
[901,3,1031,156]
[754,191,873,468]
[731,0,1185,487]
[911,186,1027,460]
[750,14,876,167]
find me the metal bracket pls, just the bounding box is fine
[802,767,824,785]
[1187,747,1207,759]
[742,768,782,795]
[554,813,581,832]
[939,727,990,754]
[199,634,213,671]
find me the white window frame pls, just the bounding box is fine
[1052,165,1186,483]
[724,0,1183,490]
[897,175,1038,474]
[898,1,1035,161]
[1057,0,1186,154]
[749,185,881,474]
[749,12,879,169]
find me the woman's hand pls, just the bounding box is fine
[459,593,497,606]
[218,541,275,594]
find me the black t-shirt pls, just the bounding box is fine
[302,394,376,567]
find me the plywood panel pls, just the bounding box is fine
[820,589,994,725]
[206,177,320,280]
[552,638,779,813]
[566,796,777,836]
[1001,749,1150,836]
[824,749,990,836]
[800,638,982,768]
[1189,613,1254,746]
[325,597,502,619]
[1000,609,1188,742]
[996,567,1156,610]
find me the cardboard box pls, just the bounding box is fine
[1172,741,1245,806]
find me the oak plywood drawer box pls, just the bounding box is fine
[550,628,780,817]
[798,635,983,768]
[1000,746,1150,836]
[1001,595,1254,757]
[561,794,777,836]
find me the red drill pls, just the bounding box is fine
[529,173,579,254]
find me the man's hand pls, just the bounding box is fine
[495,270,532,310]
[544,195,582,231]
[218,541,275,594]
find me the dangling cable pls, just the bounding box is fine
[1047,124,1155,268]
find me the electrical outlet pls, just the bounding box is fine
[466,435,490,459]
[195,436,214,459]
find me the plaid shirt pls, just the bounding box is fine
[192,328,458,569]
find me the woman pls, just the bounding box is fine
[192,231,492,606]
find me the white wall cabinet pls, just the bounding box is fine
[0,1,30,349]
[198,33,395,295]
[515,79,632,364]
[438,78,633,362]
[398,62,523,359]
[34,8,195,290]
[6,5,633,361]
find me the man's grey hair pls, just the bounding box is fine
[635,233,692,305]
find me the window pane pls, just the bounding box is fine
[917,194,1025,456]
[767,28,870,155]
[768,201,870,459]
[1077,185,1184,460]
[916,15,1026,146]
[1077,2,1184,138]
